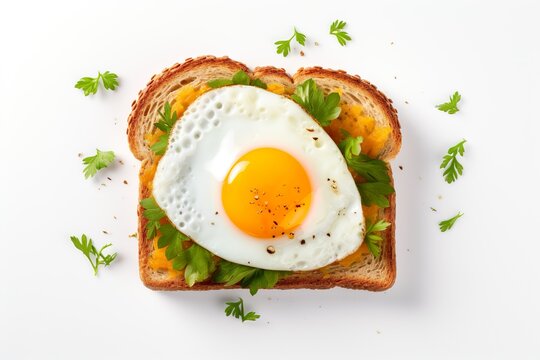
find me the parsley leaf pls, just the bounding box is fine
[440,139,466,183]
[82,149,115,179]
[340,141,394,208]
[275,40,292,57]
[364,220,391,258]
[140,199,216,286]
[232,70,250,85]
[153,102,177,133]
[357,182,394,208]
[347,154,391,183]
[156,223,187,260]
[338,130,363,161]
[100,71,119,91]
[143,207,215,286]
[439,212,463,232]
[329,20,352,46]
[291,79,341,126]
[75,77,99,96]
[213,260,290,295]
[75,71,119,96]
[150,102,179,155]
[150,135,169,155]
[225,298,260,322]
[207,79,234,88]
[172,243,216,286]
[250,78,267,89]
[140,197,165,239]
[294,28,306,46]
[207,70,267,89]
[275,27,306,57]
[70,234,117,276]
[436,91,461,114]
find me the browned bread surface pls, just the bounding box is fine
[128,56,400,291]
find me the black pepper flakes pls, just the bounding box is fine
[300,240,306,245]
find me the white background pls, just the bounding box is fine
[1,0,539,359]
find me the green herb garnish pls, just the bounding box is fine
[225,298,260,322]
[440,139,466,183]
[75,71,119,96]
[291,79,341,126]
[82,149,115,179]
[329,20,351,46]
[207,70,267,89]
[172,243,216,287]
[357,182,395,208]
[338,130,363,161]
[141,196,215,286]
[364,220,391,258]
[150,102,178,155]
[70,234,117,276]
[338,135,395,208]
[436,91,461,114]
[439,212,463,232]
[140,197,165,239]
[213,260,290,295]
[275,28,306,57]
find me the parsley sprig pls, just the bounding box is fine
[441,139,466,183]
[338,131,395,208]
[70,234,117,276]
[213,260,290,295]
[436,91,461,114]
[150,102,178,155]
[439,212,463,232]
[291,79,341,126]
[171,242,216,286]
[275,28,306,57]
[338,130,363,161]
[140,197,165,239]
[329,20,352,46]
[225,298,260,322]
[141,197,215,286]
[75,71,119,96]
[82,149,115,179]
[364,220,391,258]
[207,70,267,89]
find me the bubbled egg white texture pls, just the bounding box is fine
[152,85,364,271]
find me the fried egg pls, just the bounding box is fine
[152,85,364,271]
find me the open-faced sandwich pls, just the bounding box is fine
[127,56,401,293]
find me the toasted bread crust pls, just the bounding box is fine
[129,56,400,292]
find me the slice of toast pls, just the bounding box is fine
[128,55,401,291]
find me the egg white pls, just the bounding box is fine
[152,85,364,271]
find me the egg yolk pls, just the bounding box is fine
[222,148,311,239]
